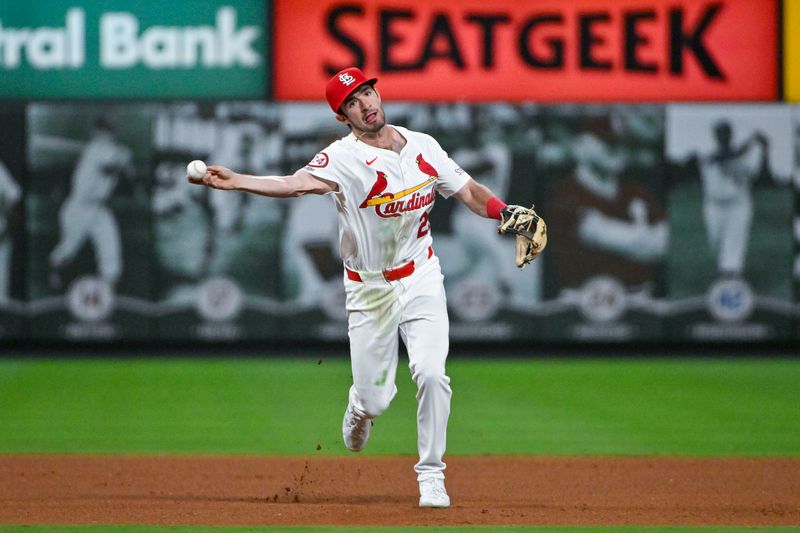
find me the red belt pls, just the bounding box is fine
[346,247,433,283]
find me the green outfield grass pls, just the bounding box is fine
[0,357,797,456]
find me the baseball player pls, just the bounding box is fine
[697,121,769,278]
[48,117,133,289]
[188,67,543,508]
[0,160,21,301]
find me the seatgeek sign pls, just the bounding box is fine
[0,1,267,99]
[274,0,777,102]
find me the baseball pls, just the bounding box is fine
[187,160,207,180]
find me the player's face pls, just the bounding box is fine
[340,85,385,134]
[714,123,732,147]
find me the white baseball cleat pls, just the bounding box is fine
[418,477,450,508]
[342,403,371,452]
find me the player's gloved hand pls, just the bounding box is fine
[498,204,547,269]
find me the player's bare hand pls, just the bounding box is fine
[187,165,238,190]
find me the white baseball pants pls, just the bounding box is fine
[703,196,752,275]
[49,200,122,284]
[344,253,451,481]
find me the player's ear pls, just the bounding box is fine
[335,113,349,126]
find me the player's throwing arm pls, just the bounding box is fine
[187,160,336,197]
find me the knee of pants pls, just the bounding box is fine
[358,390,394,418]
[412,365,451,392]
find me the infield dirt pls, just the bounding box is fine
[1,455,798,527]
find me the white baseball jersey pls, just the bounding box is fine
[699,147,760,203]
[71,133,132,203]
[302,125,471,272]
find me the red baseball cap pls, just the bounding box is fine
[325,67,378,113]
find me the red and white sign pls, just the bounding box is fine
[274,0,777,102]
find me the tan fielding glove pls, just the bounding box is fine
[498,204,548,269]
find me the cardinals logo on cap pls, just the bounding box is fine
[338,72,356,86]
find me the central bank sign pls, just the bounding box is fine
[0,1,267,99]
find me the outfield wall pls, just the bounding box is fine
[0,0,797,346]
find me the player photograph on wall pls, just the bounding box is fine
[536,105,668,342]
[151,101,286,341]
[26,104,153,341]
[0,106,26,340]
[665,104,794,342]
